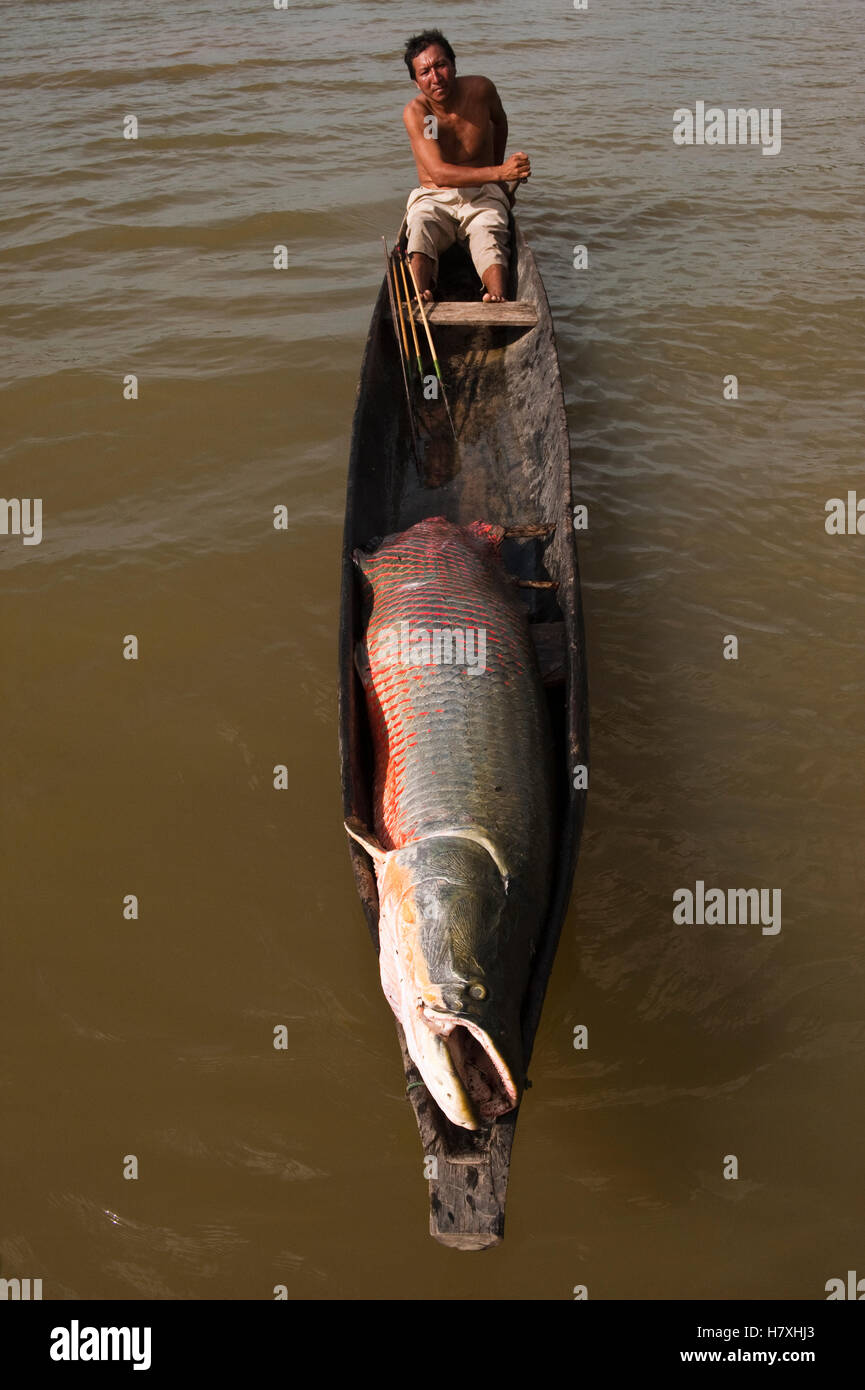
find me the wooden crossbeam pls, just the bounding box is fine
[423,301,538,327]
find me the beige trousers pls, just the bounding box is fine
[405,183,511,282]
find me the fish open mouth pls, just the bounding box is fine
[420,1008,519,1126]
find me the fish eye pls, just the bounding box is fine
[468,982,488,1001]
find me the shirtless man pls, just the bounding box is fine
[402,30,531,302]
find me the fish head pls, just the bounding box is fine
[377,835,527,1131]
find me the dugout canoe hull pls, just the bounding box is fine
[338,221,589,1248]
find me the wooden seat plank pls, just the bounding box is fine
[424,301,538,327]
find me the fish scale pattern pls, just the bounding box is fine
[356,517,550,869]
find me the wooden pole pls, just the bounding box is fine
[400,248,458,442]
[382,238,420,466]
[397,250,424,379]
[388,239,414,378]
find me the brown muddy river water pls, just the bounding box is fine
[1,0,862,1299]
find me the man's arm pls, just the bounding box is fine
[487,79,517,203]
[488,80,508,166]
[403,101,529,187]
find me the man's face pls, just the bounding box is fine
[412,45,455,101]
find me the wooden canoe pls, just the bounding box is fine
[338,220,589,1249]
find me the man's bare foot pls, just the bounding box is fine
[481,264,509,303]
[408,251,436,302]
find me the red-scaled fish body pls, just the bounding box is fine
[348,517,554,1129]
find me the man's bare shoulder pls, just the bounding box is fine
[461,75,498,98]
[403,76,495,117]
[403,95,428,127]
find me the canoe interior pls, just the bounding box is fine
[339,222,589,1247]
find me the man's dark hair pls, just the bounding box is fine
[403,29,456,80]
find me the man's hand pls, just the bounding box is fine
[500,151,531,182]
